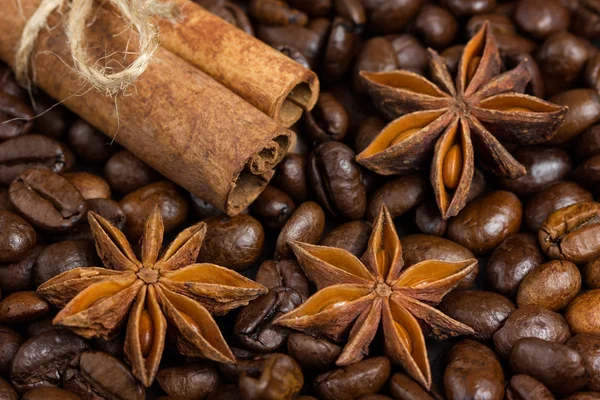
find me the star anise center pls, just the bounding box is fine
[137,267,159,284]
[374,282,393,298]
[451,95,472,116]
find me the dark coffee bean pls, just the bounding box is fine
[190,193,222,219]
[493,306,571,357]
[364,0,422,33]
[0,187,11,211]
[273,154,308,203]
[250,0,308,27]
[448,191,522,255]
[562,392,600,400]
[23,315,56,337]
[156,363,219,400]
[466,168,486,202]
[21,387,81,400]
[34,240,98,287]
[329,85,370,133]
[92,334,124,359]
[31,94,72,139]
[466,13,516,37]
[287,0,332,17]
[574,155,600,190]
[235,287,303,352]
[568,334,600,391]
[565,290,600,335]
[257,25,321,68]
[208,384,242,400]
[274,44,309,70]
[255,259,310,300]
[66,119,114,163]
[439,290,516,340]
[415,4,458,49]
[85,198,125,230]
[576,125,600,159]
[572,0,600,39]
[0,135,69,186]
[366,174,428,221]
[0,291,49,325]
[415,200,447,237]
[517,260,581,311]
[239,354,303,400]
[208,2,254,35]
[498,146,572,197]
[0,377,18,400]
[352,37,397,94]
[510,338,588,396]
[549,89,600,144]
[319,220,372,257]
[315,357,391,400]
[0,92,33,141]
[304,93,349,142]
[251,186,296,230]
[63,351,144,400]
[62,172,110,200]
[0,210,36,263]
[287,333,342,370]
[389,372,434,400]
[104,150,159,194]
[514,0,570,39]
[0,65,26,100]
[584,257,600,289]
[10,329,88,393]
[119,181,188,239]
[309,142,366,220]
[444,340,504,400]
[355,116,386,154]
[486,233,545,298]
[0,326,23,376]
[199,214,264,271]
[218,348,269,383]
[323,18,358,82]
[525,181,592,232]
[334,0,365,25]
[387,34,428,75]
[539,202,600,264]
[441,45,464,76]
[586,53,600,93]
[506,374,554,400]
[275,201,325,259]
[505,53,545,98]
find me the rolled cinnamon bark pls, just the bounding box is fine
[0,0,291,216]
[158,0,319,127]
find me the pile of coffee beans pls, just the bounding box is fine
[1,0,600,398]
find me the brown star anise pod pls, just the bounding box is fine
[37,208,267,386]
[356,22,568,219]
[275,206,477,389]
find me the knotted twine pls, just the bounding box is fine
[15,0,180,95]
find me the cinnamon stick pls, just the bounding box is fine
[0,0,291,216]
[159,0,319,127]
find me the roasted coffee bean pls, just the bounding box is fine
[568,334,600,391]
[389,372,434,400]
[23,315,56,337]
[549,89,600,144]
[218,348,269,383]
[34,240,98,286]
[0,135,69,186]
[583,257,600,288]
[539,202,600,264]
[92,334,124,359]
[239,354,303,400]
[104,150,159,194]
[366,174,428,221]
[67,119,114,163]
[119,181,188,239]
[517,260,581,311]
[287,0,332,17]
[251,186,296,230]
[525,181,592,232]
[364,0,422,33]
[309,142,366,220]
[352,37,397,94]
[493,306,571,357]
[0,377,17,400]
[63,351,144,400]
[208,2,254,35]
[415,200,447,237]
[10,329,88,393]
[249,0,308,26]
[199,214,264,271]
[441,45,464,76]
[273,154,308,203]
[208,384,242,400]
[84,198,126,230]
[505,53,545,98]
[576,125,600,159]
[21,387,81,400]
[563,393,600,400]
[574,155,600,189]
[466,13,516,37]
[9,169,86,231]
[440,0,496,15]
[190,193,222,219]
[388,34,428,75]
[506,374,555,400]
[0,94,33,143]
[63,172,110,200]
[323,18,358,82]
[334,0,365,25]
[444,340,504,400]
[566,290,600,335]
[255,259,310,300]
[235,287,303,352]
[514,0,570,39]
[510,337,588,396]
[287,333,342,370]
[31,94,72,139]
[0,210,36,263]
[0,291,49,325]
[257,25,321,67]
[448,191,522,255]
[157,363,219,400]
[586,54,600,92]
[0,188,11,211]
[355,116,386,154]
[304,92,349,142]
[498,146,572,197]
[276,201,325,259]
[0,326,23,376]
[439,290,516,340]
[315,357,391,400]
[319,220,372,257]
[415,4,458,49]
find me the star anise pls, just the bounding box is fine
[356,22,568,219]
[37,208,267,386]
[275,206,477,389]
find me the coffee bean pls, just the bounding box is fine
[525,181,593,232]
[287,0,331,17]
[218,348,268,383]
[304,92,349,142]
[208,384,242,400]
[355,116,386,154]
[0,188,12,211]
[568,334,600,391]
[563,393,600,400]
[389,372,434,400]
[0,377,17,400]
[0,92,33,141]
[9,169,86,231]
[251,186,296,230]
[309,141,366,220]
[67,119,114,163]
[84,198,126,230]
[208,2,254,35]
[287,333,342,370]
[273,154,308,203]
[0,210,36,263]
[10,329,88,393]
[352,37,397,94]
[586,54,600,93]
[0,135,72,186]
[448,191,522,255]
[0,244,42,295]
[255,259,310,301]
[510,337,588,396]
[62,172,111,200]
[322,18,358,82]
[31,94,72,139]
[257,25,321,68]
[119,181,188,239]
[315,357,391,400]
[239,354,303,400]
[439,290,516,340]
[275,201,325,259]
[493,306,571,357]
[566,290,600,335]
[441,45,464,76]
[365,0,422,33]
[415,4,458,49]
[0,291,49,325]
[190,193,222,220]
[441,0,496,15]
[415,200,447,237]
[319,220,372,257]
[104,150,159,194]
[156,363,219,400]
[444,340,504,400]
[21,387,81,400]
[366,174,428,221]
[466,13,516,37]
[62,351,144,400]
[23,315,56,337]
[539,202,600,264]
[549,89,600,144]
[576,124,600,160]
[0,326,23,376]
[388,34,428,75]
[506,374,555,400]
[514,0,570,38]
[250,0,308,27]
[517,260,581,311]
[505,53,545,98]
[34,240,98,287]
